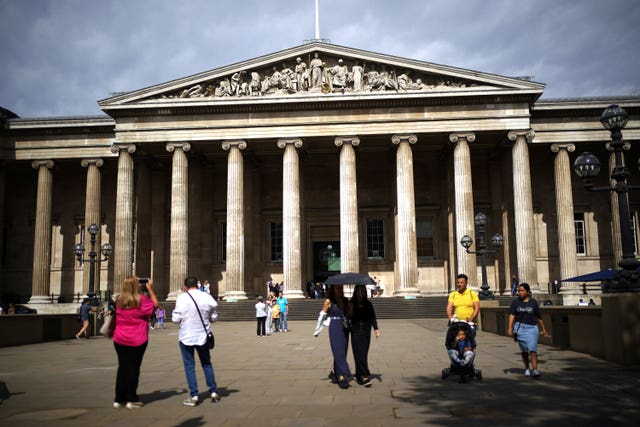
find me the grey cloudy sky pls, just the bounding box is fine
[1,0,639,118]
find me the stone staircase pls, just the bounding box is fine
[160,295,521,322]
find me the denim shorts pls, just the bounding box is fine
[514,322,539,353]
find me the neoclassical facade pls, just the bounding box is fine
[1,42,639,308]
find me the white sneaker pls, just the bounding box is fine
[113,402,123,409]
[532,369,541,378]
[524,369,531,377]
[211,392,221,402]
[183,396,199,406]
[126,402,144,409]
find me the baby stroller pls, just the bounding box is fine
[441,320,482,383]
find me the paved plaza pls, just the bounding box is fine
[1,318,639,427]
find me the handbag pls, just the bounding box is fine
[186,291,215,349]
[100,311,116,338]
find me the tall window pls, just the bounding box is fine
[270,222,283,262]
[417,218,435,258]
[366,219,384,259]
[574,213,586,255]
[220,222,227,262]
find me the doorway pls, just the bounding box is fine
[313,241,340,283]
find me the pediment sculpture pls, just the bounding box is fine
[156,52,479,100]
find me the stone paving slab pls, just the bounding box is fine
[0,319,639,427]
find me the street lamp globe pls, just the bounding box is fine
[573,152,601,178]
[600,104,629,131]
[491,233,504,248]
[101,242,113,258]
[474,212,487,226]
[87,223,100,236]
[460,235,473,250]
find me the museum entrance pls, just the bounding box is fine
[313,241,340,283]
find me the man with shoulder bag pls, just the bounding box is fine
[172,276,221,406]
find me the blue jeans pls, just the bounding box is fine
[179,341,217,398]
[279,312,288,330]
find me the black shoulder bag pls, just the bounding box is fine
[186,291,215,349]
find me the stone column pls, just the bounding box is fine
[165,143,191,300]
[111,144,136,293]
[392,134,420,296]
[278,138,305,298]
[222,140,248,300]
[551,144,579,294]
[81,158,103,295]
[29,160,54,304]
[508,130,538,289]
[449,132,478,283]
[335,136,360,274]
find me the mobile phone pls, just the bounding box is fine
[138,277,149,293]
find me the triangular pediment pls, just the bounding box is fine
[99,42,544,111]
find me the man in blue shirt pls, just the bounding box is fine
[276,294,289,332]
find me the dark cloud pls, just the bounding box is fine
[1,0,639,118]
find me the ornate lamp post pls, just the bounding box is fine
[460,212,504,300]
[573,104,640,292]
[74,224,113,304]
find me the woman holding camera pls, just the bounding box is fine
[507,282,549,378]
[112,276,158,409]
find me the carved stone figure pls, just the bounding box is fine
[309,53,324,89]
[250,72,261,96]
[351,62,364,92]
[295,57,309,91]
[329,59,348,91]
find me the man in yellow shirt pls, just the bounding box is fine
[446,274,480,325]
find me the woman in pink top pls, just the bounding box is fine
[112,276,158,409]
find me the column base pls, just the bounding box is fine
[283,289,306,299]
[28,295,53,304]
[561,294,590,306]
[165,290,182,302]
[393,287,421,297]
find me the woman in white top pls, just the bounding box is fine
[255,297,268,337]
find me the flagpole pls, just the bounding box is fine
[315,0,320,40]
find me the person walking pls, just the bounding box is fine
[321,284,352,389]
[172,276,221,406]
[112,276,158,409]
[350,284,379,387]
[446,273,480,335]
[255,296,268,337]
[75,298,93,339]
[156,304,166,329]
[507,282,550,378]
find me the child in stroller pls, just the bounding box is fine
[441,320,482,383]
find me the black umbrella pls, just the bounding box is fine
[324,272,376,286]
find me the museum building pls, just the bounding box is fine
[1,42,639,308]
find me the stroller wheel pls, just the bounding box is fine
[441,368,449,380]
[475,370,483,381]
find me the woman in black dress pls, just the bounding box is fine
[350,285,380,386]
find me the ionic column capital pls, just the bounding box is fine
[550,144,575,153]
[277,138,303,149]
[110,143,137,154]
[392,134,417,145]
[507,129,535,143]
[606,141,631,151]
[166,142,191,153]
[222,140,247,151]
[449,132,476,144]
[334,136,360,148]
[31,160,54,169]
[80,158,104,168]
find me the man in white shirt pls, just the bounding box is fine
[172,276,221,406]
